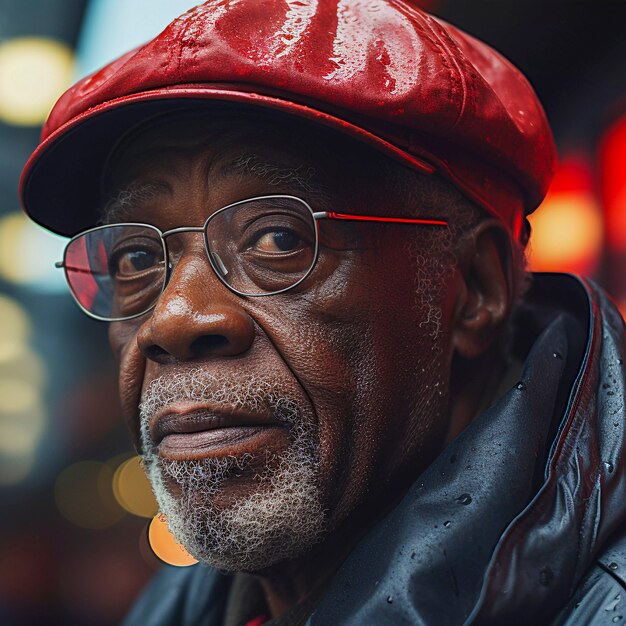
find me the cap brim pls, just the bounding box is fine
[20,86,435,237]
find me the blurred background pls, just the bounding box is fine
[0,0,625,624]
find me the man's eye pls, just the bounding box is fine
[253,230,303,253]
[112,250,160,276]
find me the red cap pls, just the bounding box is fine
[20,0,556,238]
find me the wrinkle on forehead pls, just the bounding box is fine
[101,148,333,224]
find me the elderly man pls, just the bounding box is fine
[20,1,625,625]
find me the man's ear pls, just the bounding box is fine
[451,220,515,359]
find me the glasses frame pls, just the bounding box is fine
[55,194,448,322]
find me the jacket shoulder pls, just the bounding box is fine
[550,531,626,625]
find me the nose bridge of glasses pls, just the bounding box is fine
[160,224,230,292]
[161,225,206,238]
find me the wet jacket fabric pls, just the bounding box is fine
[124,273,626,626]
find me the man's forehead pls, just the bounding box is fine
[101,115,338,222]
[102,111,376,205]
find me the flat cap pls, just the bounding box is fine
[20,0,556,238]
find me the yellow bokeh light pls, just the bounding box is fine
[112,455,158,518]
[0,345,46,388]
[0,37,74,126]
[0,378,40,414]
[148,514,198,567]
[0,294,31,345]
[0,212,66,286]
[0,453,35,486]
[528,193,603,273]
[0,403,45,455]
[55,461,126,529]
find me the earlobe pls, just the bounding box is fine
[451,221,514,359]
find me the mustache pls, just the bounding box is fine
[139,369,307,447]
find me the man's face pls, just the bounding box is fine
[107,113,457,572]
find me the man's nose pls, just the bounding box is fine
[136,253,255,363]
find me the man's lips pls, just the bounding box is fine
[150,403,286,460]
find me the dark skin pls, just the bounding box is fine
[107,114,514,617]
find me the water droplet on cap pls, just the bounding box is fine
[553,352,562,359]
[516,382,526,391]
[387,595,393,604]
[444,520,451,528]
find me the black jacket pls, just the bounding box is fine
[123,274,626,625]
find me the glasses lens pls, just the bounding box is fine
[205,196,317,295]
[64,225,166,320]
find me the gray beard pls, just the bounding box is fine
[139,370,326,572]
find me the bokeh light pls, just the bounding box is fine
[600,114,626,252]
[55,461,126,529]
[0,37,74,126]
[0,296,47,485]
[0,212,66,291]
[148,514,198,567]
[112,455,158,518]
[0,346,46,389]
[528,158,603,275]
[0,453,36,486]
[0,294,31,346]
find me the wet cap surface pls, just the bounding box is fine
[20,0,556,238]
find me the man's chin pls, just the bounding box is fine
[146,449,327,572]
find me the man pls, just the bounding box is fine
[20,1,625,624]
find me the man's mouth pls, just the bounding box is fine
[150,404,287,461]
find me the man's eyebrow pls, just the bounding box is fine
[224,154,332,204]
[100,154,333,224]
[100,180,171,224]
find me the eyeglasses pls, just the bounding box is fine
[55,194,448,321]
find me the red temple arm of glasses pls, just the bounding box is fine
[325,212,448,226]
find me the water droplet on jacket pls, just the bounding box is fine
[605,596,621,611]
[610,562,619,571]
[540,567,554,586]
[387,595,393,604]
[444,520,451,528]
[615,423,620,428]
[608,391,615,396]
[515,382,526,391]
[612,616,622,623]
[618,358,623,365]
[605,462,615,474]
[553,352,562,359]
[456,493,472,505]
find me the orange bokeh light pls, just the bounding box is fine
[528,158,603,275]
[148,514,198,567]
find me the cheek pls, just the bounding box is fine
[249,244,454,518]
[109,321,146,449]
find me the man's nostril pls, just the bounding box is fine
[143,345,172,363]
[190,335,229,358]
